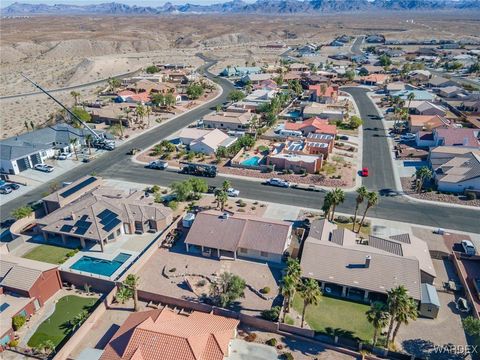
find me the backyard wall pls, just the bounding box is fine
[59,271,116,294]
[451,252,480,319]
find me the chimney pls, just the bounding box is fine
[71,212,76,221]
[365,255,372,268]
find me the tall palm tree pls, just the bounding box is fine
[69,138,79,160]
[322,191,334,220]
[385,285,409,343]
[299,279,322,328]
[280,274,297,321]
[136,104,146,125]
[85,134,93,155]
[391,297,418,344]
[415,166,433,194]
[215,189,228,211]
[124,274,140,311]
[353,186,368,232]
[406,92,416,110]
[145,105,152,127]
[357,191,378,233]
[329,188,345,221]
[70,91,81,106]
[123,107,133,127]
[366,301,390,347]
[222,180,231,192]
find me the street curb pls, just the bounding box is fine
[402,193,480,211]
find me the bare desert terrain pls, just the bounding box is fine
[1,11,479,138]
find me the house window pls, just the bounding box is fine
[260,251,268,257]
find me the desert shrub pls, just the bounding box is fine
[261,306,280,322]
[266,338,277,346]
[251,206,256,210]
[196,280,206,287]
[169,268,176,273]
[12,315,26,331]
[282,353,294,360]
[260,286,271,294]
[8,339,19,347]
[244,333,257,342]
[335,215,350,224]
[237,208,246,212]
[168,201,178,210]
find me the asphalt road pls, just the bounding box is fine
[1,59,479,233]
[342,87,397,191]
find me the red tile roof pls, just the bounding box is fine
[117,90,150,103]
[308,85,338,98]
[285,117,336,134]
[100,308,238,360]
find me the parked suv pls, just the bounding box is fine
[0,185,12,194]
[461,240,477,256]
[266,178,290,188]
[34,164,54,172]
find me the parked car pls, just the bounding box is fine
[461,239,477,256]
[147,160,169,170]
[226,188,240,197]
[0,185,12,194]
[361,167,369,177]
[265,178,290,188]
[6,183,20,190]
[34,164,54,172]
[57,152,73,160]
[339,135,349,141]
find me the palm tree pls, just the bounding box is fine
[123,107,133,127]
[115,286,132,304]
[299,278,322,328]
[69,138,79,160]
[415,166,433,194]
[85,134,93,155]
[69,310,88,333]
[136,104,146,125]
[215,190,228,211]
[366,301,390,347]
[30,121,35,131]
[280,274,297,321]
[391,297,418,344]
[353,186,368,232]
[406,92,416,110]
[107,77,121,93]
[145,105,152,127]
[322,191,334,220]
[70,91,81,106]
[124,274,140,311]
[329,188,345,221]
[385,285,409,343]
[24,121,29,132]
[222,180,231,192]
[357,191,378,233]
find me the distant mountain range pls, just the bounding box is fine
[2,0,480,15]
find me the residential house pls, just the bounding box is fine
[385,82,407,94]
[300,220,436,303]
[89,104,131,127]
[416,128,480,148]
[201,111,253,131]
[391,89,436,102]
[241,73,273,85]
[360,74,390,86]
[267,138,325,172]
[220,66,262,77]
[306,132,336,157]
[358,65,384,75]
[438,86,465,98]
[330,40,345,47]
[408,101,447,116]
[189,129,237,155]
[99,307,239,360]
[178,128,212,146]
[0,123,104,175]
[308,85,339,104]
[409,115,451,133]
[1,255,62,347]
[428,76,456,88]
[429,146,480,193]
[408,70,432,83]
[302,74,330,86]
[38,176,173,251]
[365,35,385,43]
[184,210,292,263]
[283,71,303,82]
[253,79,279,91]
[284,117,334,136]
[302,103,344,121]
[115,90,151,104]
[298,44,317,56]
[416,48,438,57]
[289,63,310,72]
[228,89,277,112]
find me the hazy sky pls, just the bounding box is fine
[3,0,257,5]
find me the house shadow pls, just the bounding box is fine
[279,335,328,356]
[95,324,120,349]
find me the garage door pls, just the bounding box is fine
[30,153,41,166]
[16,157,30,172]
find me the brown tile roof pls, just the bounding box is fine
[0,255,57,292]
[100,308,238,360]
[185,210,292,255]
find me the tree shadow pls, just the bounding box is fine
[279,335,328,356]
[324,327,359,341]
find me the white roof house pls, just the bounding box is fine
[189,129,237,155]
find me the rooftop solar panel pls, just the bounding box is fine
[60,225,73,233]
[60,177,97,199]
[103,218,121,232]
[74,226,89,235]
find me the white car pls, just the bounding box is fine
[34,164,54,172]
[147,160,169,170]
[266,178,290,188]
[57,152,73,160]
[461,240,477,256]
[226,188,240,197]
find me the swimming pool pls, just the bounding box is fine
[241,156,261,166]
[70,253,131,277]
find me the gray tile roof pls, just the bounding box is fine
[389,233,411,244]
[368,235,404,256]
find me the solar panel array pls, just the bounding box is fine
[97,209,122,233]
[59,177,97,198]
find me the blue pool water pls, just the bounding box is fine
[241,156,261,166]
[70,253,131,277]
[286,110,301,118]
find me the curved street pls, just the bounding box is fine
[1,57,479,233]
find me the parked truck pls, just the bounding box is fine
[179,162,217,177]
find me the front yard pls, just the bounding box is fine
[22,244,77,265]
[292,294,374,342]
[27,295,98,349]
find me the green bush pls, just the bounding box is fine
[335,216,350,224]
[168,201,178,210]
[282,352,294,360]
[261,306,281,322]
[12,315,26,331]
[196,279,206,287]
[11,206,33,220]
[260,286,270,294]
[8,339,19,347]
[266,338,277,346]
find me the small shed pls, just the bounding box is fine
[419,283,440,319]
[182,213,195,228]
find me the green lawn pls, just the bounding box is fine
[22,244,75,264]
[292,293,374,341]
[27,295,97,348]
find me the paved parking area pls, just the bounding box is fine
[137,243,282,315]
